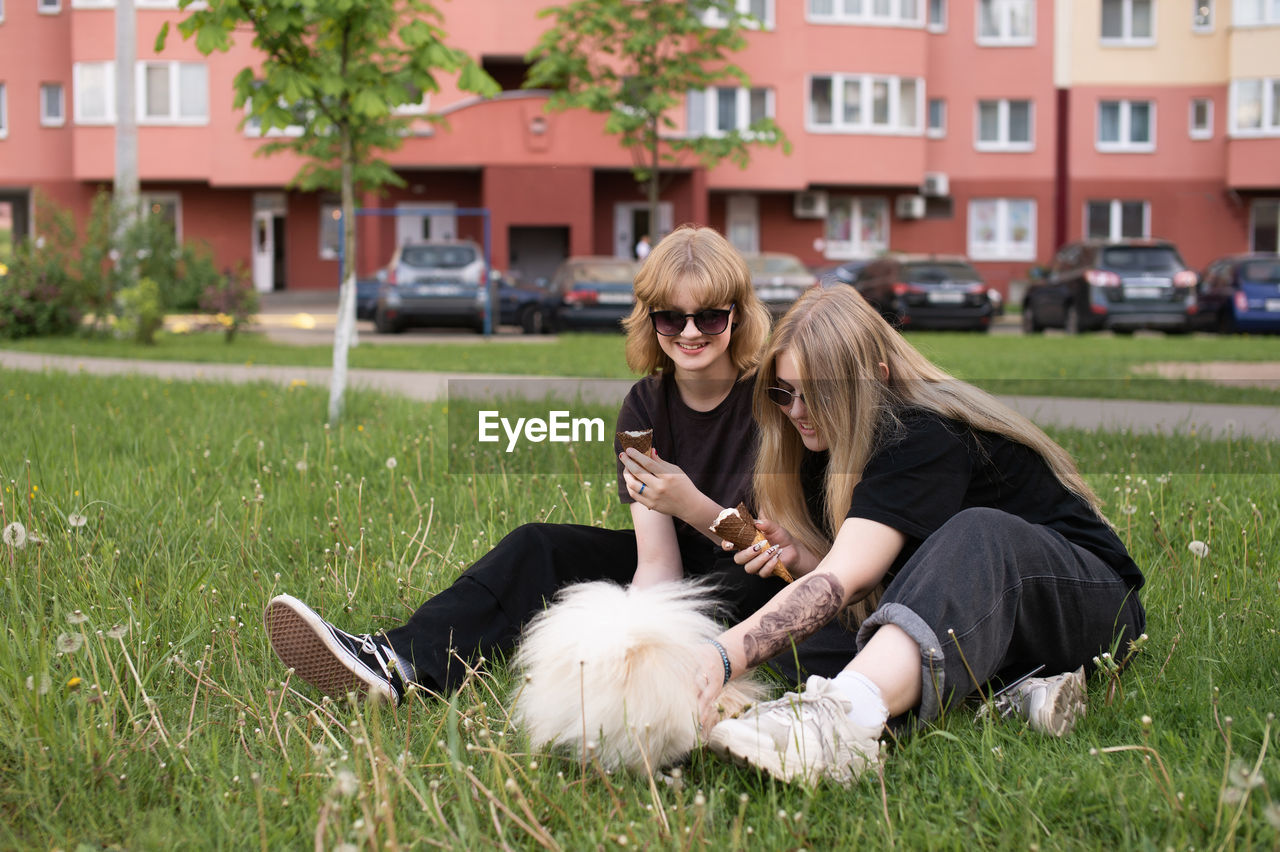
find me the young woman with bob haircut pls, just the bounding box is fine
[700,285,1145,785]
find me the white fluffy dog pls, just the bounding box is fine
[511,580,767,773]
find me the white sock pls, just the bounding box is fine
[831,670,889,729]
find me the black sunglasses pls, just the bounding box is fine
[648,305,734,337]
[766,386,807,407]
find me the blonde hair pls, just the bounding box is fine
[753,286,1107,565]
[622,225,771,376]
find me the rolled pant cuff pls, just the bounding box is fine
[858,602,947,724]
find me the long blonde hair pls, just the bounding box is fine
[622,225,771,376]
[753,286,1106,563]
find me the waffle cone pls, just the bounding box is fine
[616,429,653,455]
[710,503,794,583]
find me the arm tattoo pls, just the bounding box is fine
[742,574,845,668]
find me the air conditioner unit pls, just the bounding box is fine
[921,171,950,197]
[793,191,829,219]
[895,194,927,220]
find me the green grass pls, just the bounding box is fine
[6,328,1280,405]
[2,368,1278,850]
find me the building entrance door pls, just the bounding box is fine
[252,193,286,293]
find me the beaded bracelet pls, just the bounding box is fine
[707,639,732,686]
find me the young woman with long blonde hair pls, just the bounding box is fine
[700,285,1145,785]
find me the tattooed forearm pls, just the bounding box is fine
[742,574,845,668]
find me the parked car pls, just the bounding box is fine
[356,277,381,320]
[1021,239,1198,335]
[851,254,995,331]
[547,257,639,332]
[744,252,819,316]
[374,239,491,333]
[495,275,558,334]
[816,259,874,288]
[1194,253,1280,335]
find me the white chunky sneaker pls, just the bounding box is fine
[264,594,405,705]
[708,675,883,785]
[982,667,1086,737]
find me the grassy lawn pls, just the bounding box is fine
[5,328,1280,405]
[2,368,1277,849]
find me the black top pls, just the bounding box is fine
[615,372,758,547]
[804,409,1143,589]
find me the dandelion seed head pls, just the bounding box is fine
[66,610,89,624]
[385,457,397,469]
[55,633,84,655]
[333,769,359,798]
[68,513,87,528]
[3,522,27,549]
[1188,540,1209,558]
[106,624,128,639]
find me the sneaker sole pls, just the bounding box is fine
[264,594,396,703]
[708,724,806,784]
[1034,667,1087,737]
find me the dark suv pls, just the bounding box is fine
[852,254,994,331]
[1022,239,1198,334]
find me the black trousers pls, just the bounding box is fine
[383,522,795,693]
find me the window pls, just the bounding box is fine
[40,83,65,127]
[38,0,60,12]
[1251,199,1279,252]
[976,0,1034,44]
[808,73,922,134]
[1192,0,1214,30]
[824,196,889,258]
[1086,200,1149,239]
[701,0,774,29]
[927,0,947,30]
[686,86,773,136]
[1097,99,1155,151]
[320,200,342,260]
[1230,78,1280,136]
[1101,0,1155,44]
[926,97,946,137]
[139,61,208,123]
[976,98,1033,150]
[1189,97,1213,138]
[74,62,115,124]
[968,198,1035,260]
[807,0,924,27]
[139,192,180,241]
[1234,0,1280,26]
[0,84,7,139]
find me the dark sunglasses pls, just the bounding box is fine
[648,305,734,337]
[766,386,807,408]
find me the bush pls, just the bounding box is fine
[0,202,83,340]
[115,277,165,345]
[198,266,259,342]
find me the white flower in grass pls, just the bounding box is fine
[106,624,128,640]
[68,513,88,528]
[1265,803,1280,830]
[3,522,26,549]
[1188,540,1210,558]
[385,457,398,470]
[56,633,84,655]
[66,610,89,625]
[333,769,359,798]
[26,674,51,695]
[295,460,308,472]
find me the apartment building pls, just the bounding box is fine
[0,0,1276,297]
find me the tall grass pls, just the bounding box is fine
[1,368,1277,850]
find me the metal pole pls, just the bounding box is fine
[114,0,138,266]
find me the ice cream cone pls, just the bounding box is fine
[710,503,794,583]
[616,429,653,455]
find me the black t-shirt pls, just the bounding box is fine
[805,409,1143,589]
[614,372,758,548]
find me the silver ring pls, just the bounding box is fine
[639,482,646,495]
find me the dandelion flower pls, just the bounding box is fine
[385,457,398,470]
[3,521,26,549]
[56,633,84,655]
[1188,540,1210,558]
[333,769,359,798]
[67,677,82,691]
[295,460,308,472]
[68,513,87,528]
[26,674,51,695]
[66,610,89,625]
[1264,803,1280,830]
[106,624,128,640]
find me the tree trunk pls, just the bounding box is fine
[647,114,661,242]
[328,124,357,424]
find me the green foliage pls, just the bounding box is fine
[1,368,1279,849]
[114,277,166,345]
[526,0,790,211]
[198,266,260,342]
[0,196,86,340]
[161,0,499,197]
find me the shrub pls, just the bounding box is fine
[199,266,259,342]
[0,203,83,340]
[115,277,165,345]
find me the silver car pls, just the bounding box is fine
[375,240,492,333]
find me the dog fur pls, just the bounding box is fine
[510,580,767,773]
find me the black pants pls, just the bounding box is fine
[383,522,791,693]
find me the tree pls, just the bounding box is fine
[525,0,788,238]
[159,0,497,422]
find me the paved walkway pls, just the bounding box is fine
[3,349,1278,441]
